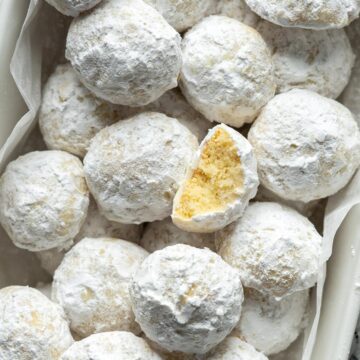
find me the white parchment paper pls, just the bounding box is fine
[3,1,360,359]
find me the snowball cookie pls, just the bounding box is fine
[0,286,73,360]
[36,199,143,275]
[140,217,215,252]
[172,124,258,233]
[216,202,322,298]
[66,0,181,106]
[256,21,354,99]
[207,336,268,360]
[143,0,216,32]
[130,244,243,354]
[84,112,198,224]
[39,63,124,157]
[216,0,259,27]
[61,331,162,360]
[180,16,275,128]
[44,0,102,16]
[52,237,148,338]
[122,89,213,141]
[0,150,89,251]
[248,89,360,202]
[236,288,309,355]
[244,0,360,29]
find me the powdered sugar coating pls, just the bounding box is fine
[207,336,268,360]
[66,0,182,106]
[0,286,73,360]
[216,202,322,298]
[256,21,354,99]
[236,288,309,355]
[130,244,243,354]
[84,112,198,224]
[52,237,148,338]
[45,0,102,16]
[60,331,162,360]
[140,217,215,252]
[36,199,143,275]
[216,0,259,27]
[248,89,360,202]
[0,150,89,251]
[143,0,216,32]
[180,16,275,128]
[120,89,213,141]
[172,124,259,233]
[244,0,360,29]
[39,63,125,157]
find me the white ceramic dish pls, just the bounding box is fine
[0,1,359,359]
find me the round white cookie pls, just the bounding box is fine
[172,124,258,233]
[143,0,216,32]
[44,0,102,16]
[36,198,143,275]
[180,16,275,128]
[256,21,354,99]
[216,202,322,298]
[130,244,243,354]
[60,331,162,360]
[236,288,309,355]
[66,0,181,106]
[0,286,73,360]
[216,0,259,27]
[140,217,215,252]
[244,0,360,29]
[207,336,268,360]
[52,237,148,338]
[84,112,198,224]
[248,89,360,202]
[39,63,125,157]
[120,89,213,141]
[0,150,89,251]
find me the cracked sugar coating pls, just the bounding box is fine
[130,244,243,354]
[236,288,309,355]
[180,16,275,128]
[61,331,162,360]
[172,124,259,233]
[36,199,142,275]
[207,336,268,360]
[216,202,322,298]
[120,89,213,141]
[244,0,360,29]
[52,237,148,338]
[0,286,73,360]
[256,21,354,99]
[39,63,125,158]
[216,0,259,27]
[143,0,216,32]
[66,0,182,106]
[0,150,89,251]
[248,89,360,202]
[140,217,215,252]
[45,0,102,16]
[84,112,198,224]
